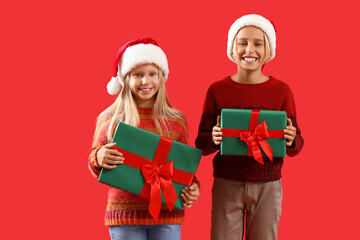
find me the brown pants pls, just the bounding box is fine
[211,178,283,240]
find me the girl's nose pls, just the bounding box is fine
[142,76,149,85]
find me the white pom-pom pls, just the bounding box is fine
[107,76,121,95]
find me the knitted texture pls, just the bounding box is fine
[89,108,188,226]
[195,76,304,182]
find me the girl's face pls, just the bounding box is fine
[129,63,160,108]
[233,26,267,72]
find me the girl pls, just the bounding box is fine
[195,14,304,240]
[89,38,200,240]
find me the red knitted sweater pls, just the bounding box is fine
[89,108,188,225]
[195,76,304,182]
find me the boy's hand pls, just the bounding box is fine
[284,118,296,147]
[212,115,223,145]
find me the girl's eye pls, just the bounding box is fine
[150,72,157,77]
[255,43,262,47]
[239,42,246,46]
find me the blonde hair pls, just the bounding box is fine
[99,67,185,142]
[232,26,271,64]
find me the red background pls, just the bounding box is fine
[1,0,359,239]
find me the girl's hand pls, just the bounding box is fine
[181,182,200,208]
[212,115,223,145]
[284,118,296,147]
[97,143,125,169]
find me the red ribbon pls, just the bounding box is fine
[112,137,194,222]
[222,110,284,165]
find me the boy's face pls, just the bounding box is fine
[233,26,266,72]
[128,63,160,108]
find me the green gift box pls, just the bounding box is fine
[99,122,202,213]
[221,109,286,163]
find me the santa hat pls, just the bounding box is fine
[107,38,169,95]
[227,14,276,63]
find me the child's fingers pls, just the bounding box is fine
[286,118,293,126]
[106,159,125,165]
[105,142,117,148]
[285,125,296,132]
[181,193,195,208]
[283,129,296,137]
[185,200,195,205]
[212,124,223,145]
[287,118,293,127]
[181,186,199,208]
[183,202,193,208]
[181,193,189,203]
[284,134,294,146]
[284,126,296,131]
[112,161,124,165]
[185,195,198,202]
[109,149,123,156]
[189,183,198,191]
[189,190,200,197]
[102,163,118,169]
[284,134,294,141]
[212,134,223,142]
[183,192,198,201]
[188,186,199,197]
[105,154,125,162]
[101,157,125,169]
[181,189,191,198]
[216,115,221,127]
[212,126,223,134]
[285,119,296,145]
[183,187,199,198]
[213,136,223,141]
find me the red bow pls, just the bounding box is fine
[240,121,273,165]
[141,161,177,222]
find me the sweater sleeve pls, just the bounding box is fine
[282,85,304,157]
[88,113,110,178]
[195,85,220,156]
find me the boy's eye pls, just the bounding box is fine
[150,72,157,76]
[135,73,142,77]
[238,42,246,46]
[255,43,262,46]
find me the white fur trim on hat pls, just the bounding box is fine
[227,14,276,63]
[120,43,169,80]
[106,40,169,95]
[107,76,122,95]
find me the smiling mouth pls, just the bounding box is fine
[139,88,153,92]
[242,57,258,63]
